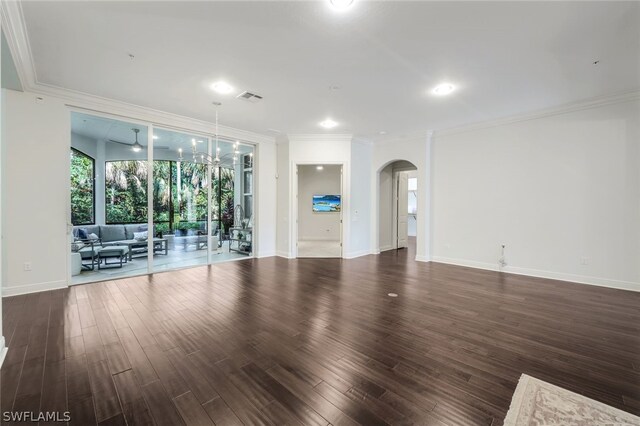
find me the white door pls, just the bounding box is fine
[397,172,409,249]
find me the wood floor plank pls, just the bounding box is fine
[140,379,185,426]
[2,240,640,425]
[172,391,215,426]
[112,370,155,426]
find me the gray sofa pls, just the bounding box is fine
[73,224,149,245]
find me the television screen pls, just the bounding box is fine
[313,195,341,212]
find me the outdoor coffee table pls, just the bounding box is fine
[127,238,168,260]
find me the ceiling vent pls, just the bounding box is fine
[236,91,263,103]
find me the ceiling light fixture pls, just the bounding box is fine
[131,128,143,152]
[316,165,324,171]
[432,83,455,96]
[211,81,234,94]
[329,0,354,11]
[319,119,338,129]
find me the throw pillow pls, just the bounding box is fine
[88,233,99,240]
[77,228,88,240]
[133,231,148,241]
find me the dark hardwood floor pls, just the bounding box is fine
[2,241,639,425]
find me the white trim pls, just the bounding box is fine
[432,256,640,293]
[276,250,293,259]
[436,90,640,137]
[288,134,353,143]
[415,254,430,262]
[379,245,393,252]
[0,336,7,368]
[3,280,68,297]
[256,251,276,258]
[0,0,36,89]
[343,249,371,259]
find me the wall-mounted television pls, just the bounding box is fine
[312,195,341,213]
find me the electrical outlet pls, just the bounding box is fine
[580,257,590,265]
[23,262,32,271]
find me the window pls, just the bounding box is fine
[70,148,95,225]
[105,160,149,224]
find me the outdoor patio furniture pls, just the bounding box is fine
[98,245,129,269]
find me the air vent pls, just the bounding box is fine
[236,91,263,103]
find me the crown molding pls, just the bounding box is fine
[375,131,429,146]
[287,134,353,143]
[1,0,36,90]
[435,89,640,138]
[0,0,275,145]
[38,82,275,145]
[351,136,374,146]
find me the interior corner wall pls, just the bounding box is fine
[2,89,70,296]
[432,99,640,291]
[256,141,277,257]
[276,140,290,257]
[348,141,372,258]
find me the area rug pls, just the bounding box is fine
[504,374,640,425]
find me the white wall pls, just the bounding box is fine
[349,141,372,258]
[3,89,70,296]
[378,164,393,251]
[276,139,290,257]
[255,141,277,257]
[298,165,341,241]
[0,85,7,364]
[432,99,640,291]
[2,89,277,295]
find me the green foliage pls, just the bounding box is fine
[105,160,149,223]
[70,150,94,225]
[103,159,236,234]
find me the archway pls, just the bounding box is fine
[377,160,418,254]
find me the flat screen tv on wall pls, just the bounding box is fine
[312,195,341,213]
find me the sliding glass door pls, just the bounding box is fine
[70,111,256,285]
[151,128,211,271]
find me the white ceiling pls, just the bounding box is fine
[23,1,640,141]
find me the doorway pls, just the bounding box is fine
[296,164,343,258]
[378,160,417,252]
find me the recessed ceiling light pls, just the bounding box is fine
[432,83,455,96]
[379,131,387,135]
[329,0,354,11]
[319,119,338,129]
[316,165,324,171]
[211,81,234,94]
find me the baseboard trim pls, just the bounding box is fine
[415,255,431,262]
[379,245,393,252]
[431,256,640,292]
[256,251,276,259]
[2,279,68,297]
[343,249,371,259]
[276,250,293,259]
